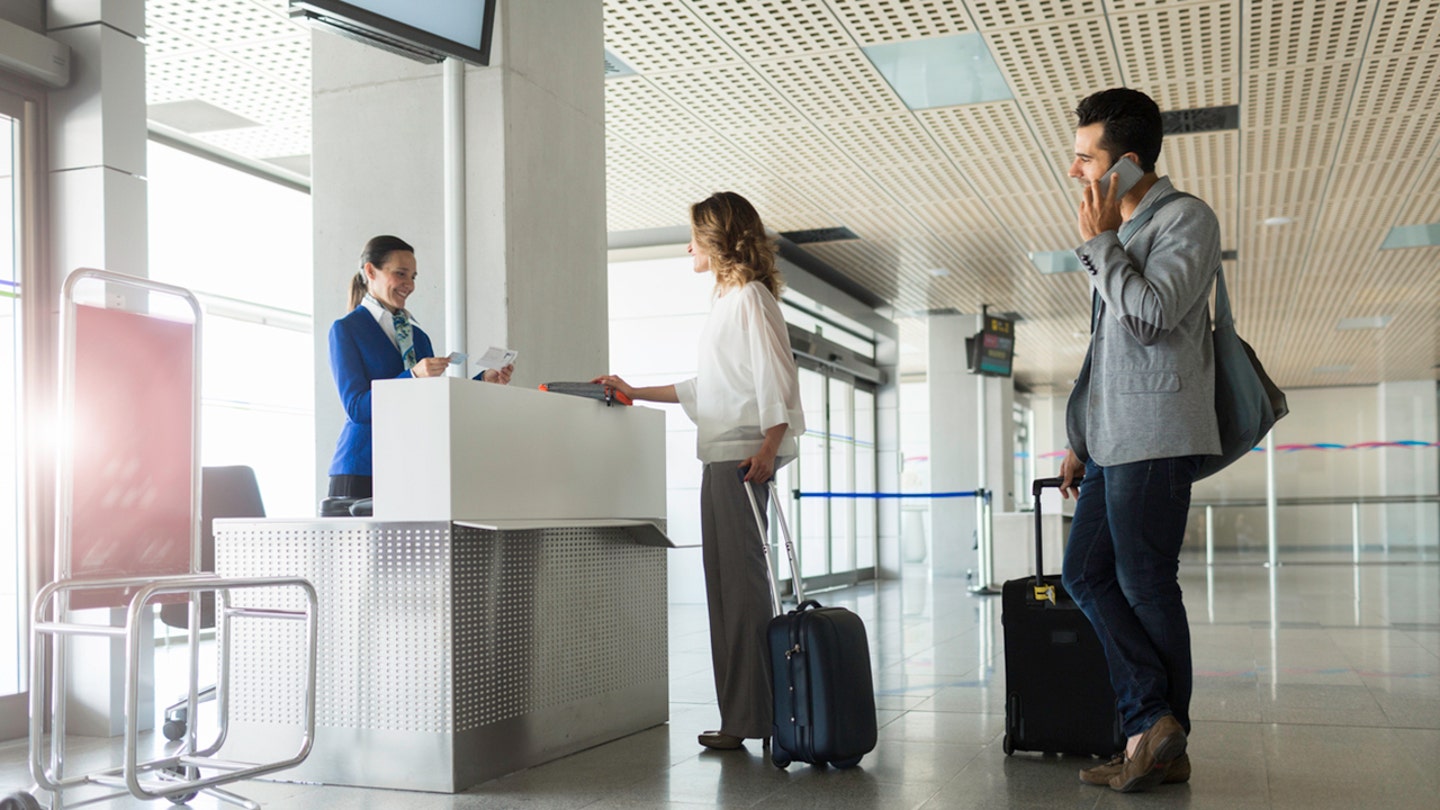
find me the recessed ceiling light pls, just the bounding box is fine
[1336,315,1393,330]
[863,33,1013,109]
[1029,251,1080,274]
[927,267,950,277]
[1263,216,1294,226]
[1380,222,1440,249]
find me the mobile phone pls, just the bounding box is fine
[1098,155,1143,198]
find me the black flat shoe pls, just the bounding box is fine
[698,730,744,750]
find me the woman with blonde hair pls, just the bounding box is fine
[595,191,805,750]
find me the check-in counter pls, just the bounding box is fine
[214,378,671,792]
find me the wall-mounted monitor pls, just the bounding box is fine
[290,0,497,66]
[967,315,1015,377]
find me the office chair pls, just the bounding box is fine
[159,465,266,741]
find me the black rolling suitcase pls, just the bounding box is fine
[1001,476,1124,757]
[742,477,877,769]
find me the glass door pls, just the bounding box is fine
[773,359,878,593]
[0,90,37,742]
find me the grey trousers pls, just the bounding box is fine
[699,461,774,738]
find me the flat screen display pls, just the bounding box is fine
[291,0,497,65]
[971,315,1015,377]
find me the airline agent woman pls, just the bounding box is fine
[594,192,805,751]
[326,235,513,504]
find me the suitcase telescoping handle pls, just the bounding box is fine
[740,470,805,616]
[1030,475,1084,601]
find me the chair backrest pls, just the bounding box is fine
[160,465,265,630]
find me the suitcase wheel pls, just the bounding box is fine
[1002,734,1015,756]
[832,755,863,769]
[770,751,791,769]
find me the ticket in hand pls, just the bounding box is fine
[446,352,468,366]
[475,346,519,370]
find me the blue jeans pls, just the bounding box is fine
[1061,455,1201,738]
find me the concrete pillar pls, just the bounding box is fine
[927,314,1014,580]
[1378,381,1439,549]
[45,0,154,735]
[311,0,607,500]
[928,315,980,578]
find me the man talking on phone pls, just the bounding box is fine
[1058,87,1221,792]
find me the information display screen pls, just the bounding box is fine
[291,0,497,65]
[971,315,1015,377]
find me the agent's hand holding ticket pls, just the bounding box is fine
[475,347,518,370]
[473,347,516,385]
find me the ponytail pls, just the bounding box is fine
[349,234,415,309]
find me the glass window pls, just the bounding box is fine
[0,112,18,696]
[147,141,314,517]
[855,388,876,570]
[829,376,854,574]
[797,368,829,579]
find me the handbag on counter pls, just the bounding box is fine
[1197,266,1288,480]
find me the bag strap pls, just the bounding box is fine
[1212,264,1236,331]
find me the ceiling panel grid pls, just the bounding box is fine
[647,64,810,132]
[603,0,739,74]
[984,16,1124,100]
[1242,0,1372,70]
[1369,0,1440,55]
[1396,151,1440,224]
[604,76,715,142]
[753,49,908,122]
[865,163,976,206]
[823,113,955,168]
[1108,1,1239,111]
[963,0,1104,30]
[826,0,974,44]
[1347,50,1440,120]
[687,0,853,60]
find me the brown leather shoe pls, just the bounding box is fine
[698,730,744,750]
[1080,752,1190,786]
[1109,715,1187,793]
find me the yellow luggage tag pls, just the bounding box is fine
[1033,583,1056,604]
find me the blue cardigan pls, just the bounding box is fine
[326,306,438,477]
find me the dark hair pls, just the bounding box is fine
[349,235,415,309]
[1074,88,1163,173]
[689,191,782,299]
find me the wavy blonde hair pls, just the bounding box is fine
[690,191,782,299]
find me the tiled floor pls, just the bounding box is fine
[3,554,1438,808]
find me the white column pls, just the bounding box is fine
[1378,381,1438,550]
[46,0,154,735]
[311,1,607,500]
[927,314,981,578]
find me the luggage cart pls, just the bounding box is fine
[16,268,317,809]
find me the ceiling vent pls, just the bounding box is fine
[780,226,860,244]
[1162,105,1239,135]
[1221,249,1238,261]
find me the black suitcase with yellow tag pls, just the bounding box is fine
[1000,476,1124,757]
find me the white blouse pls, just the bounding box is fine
[674,281,806,463]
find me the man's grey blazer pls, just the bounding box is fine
[1066,176,1223,467]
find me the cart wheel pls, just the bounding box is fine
[165,765,199,804]
[1,792,43,810]
[162,719,187,741]
[1002,734,1015,756]
[832,756,862,769]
